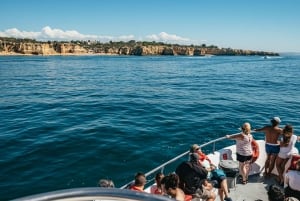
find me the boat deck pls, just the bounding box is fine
[217,173,278,201]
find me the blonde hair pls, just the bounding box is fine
[242,122,251,135]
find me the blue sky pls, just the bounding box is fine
[1,0,300,52]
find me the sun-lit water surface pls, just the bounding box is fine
[1,55,300,200]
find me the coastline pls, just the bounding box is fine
[0,52,275,57]
[0,37,280,57]
[0,52,119,56]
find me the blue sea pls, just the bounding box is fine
[1,55,300,200]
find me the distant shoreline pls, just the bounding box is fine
[0,52,217,57]
[0,53,278,57]
[0,52,119,56]
[0,37,280,56]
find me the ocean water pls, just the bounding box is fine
[1,55,300,200]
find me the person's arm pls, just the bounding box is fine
[194,165,208,178]
[205,156,212,164]
[253,126,265,132]
[226,133,242,140]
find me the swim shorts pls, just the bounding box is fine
[265,143,280,154]
[237,153,252,163]
[211,176,226,188]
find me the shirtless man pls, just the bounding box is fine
[254,117,283,176]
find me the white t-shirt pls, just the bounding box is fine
[200,159,213,178]
[200,159,210,169]
[279,135,298,159]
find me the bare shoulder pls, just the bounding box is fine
[176,188,185,201]
[234,133,244,139]
[274,127,283,133]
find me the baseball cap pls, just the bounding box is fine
[272,117,281,123]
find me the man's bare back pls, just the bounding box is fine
[254,117,283,176]
[257,125,282,144]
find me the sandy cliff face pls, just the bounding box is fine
[58,44,88,54]
[0,39,279,56]
[16,43,57,55]
[135,46,168,55]
[0,41,88,55]
[128,46,199,56]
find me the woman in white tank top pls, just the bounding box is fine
[226,122,253,184]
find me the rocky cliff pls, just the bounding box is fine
[0,41,88,55]
[0,38,279,56]
[104,45,278,56]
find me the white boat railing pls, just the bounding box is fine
[11,187,174,201]
[120,134,239,189]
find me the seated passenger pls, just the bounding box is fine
[129,172,147,192]
[98,179,115,188]
[284,159,300,200]
[190,144,212,164]
[150,172,164,195]
[190,144,232,201]
[175,153,216,201]
[163,173,186,201]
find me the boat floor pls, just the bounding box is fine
[216,173,279,201]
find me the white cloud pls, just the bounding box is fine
[146,32,191,44]
[0,26,193,44]
[118,35,135,41]
[40,26,88,39]
[0,26,135,42]
[0,28,40,39]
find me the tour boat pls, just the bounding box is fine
[12,134,300,201]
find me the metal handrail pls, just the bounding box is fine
[11,187,174,201]
[10,131,267,200]
[120,134,239,189]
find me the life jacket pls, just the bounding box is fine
[184,194,193,201]
[130,185,144,192]
[154,188,162,194]
[198,153,211,163]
